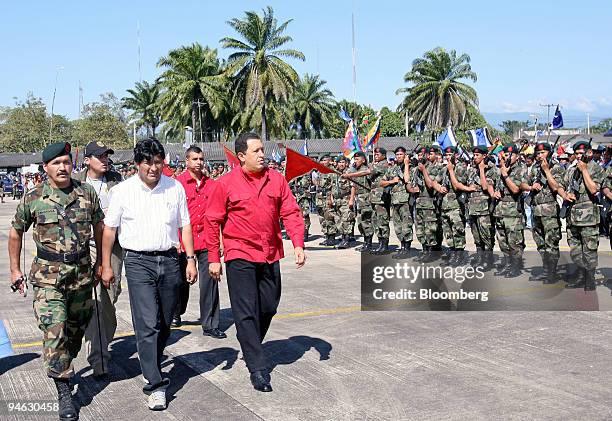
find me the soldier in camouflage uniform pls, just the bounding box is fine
[343,151,374,252]
[381,147,415,258]
[8,142,104,420]
[330,157,355,249]
[418,145,445,260]
[603,166,612,250]
[290,172,313,241]
[464,145,496,266]
[439,146,468,264]
[369,147,391,254]
[522,142,565,283]
[491,144,527,277]
[315,155,337,246]
[557,140,606,290]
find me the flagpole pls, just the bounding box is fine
[351,2,357,104]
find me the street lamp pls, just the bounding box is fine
[48,66,64,144]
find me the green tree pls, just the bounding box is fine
[290,74,335,139]
[73,94,130,150]
[500,120,529,137]
[379,107,405,137]
[591,118,612,134]
[221,6,305,141]
[157,43,226,141]
[397,47,478,130]
[122,80,161,137]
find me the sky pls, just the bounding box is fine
[1,0,610,128]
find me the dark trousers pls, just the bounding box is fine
[176,251,219,330]
[226,259,281,373]
[124,250,180,392]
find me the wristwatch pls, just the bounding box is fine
[186,255,196,261]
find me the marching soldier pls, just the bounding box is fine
[344,151,374,252]
[603,166,612,250]
[522,142,565,283]
[315,155,337,246]
[557,140,606,290]
[8,142,104,420]
[440,146,468,264]
[331,157,355,249]
[418,145,445,260]
[289,172,313,241]
[369,148,391,254]
[491,144,527,277]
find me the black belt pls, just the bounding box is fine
[125,248,177,257]
[37,247,89,264]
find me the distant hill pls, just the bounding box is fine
[483,110,611,130]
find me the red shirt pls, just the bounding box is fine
[176,170,215,251]
[204,167,305,264]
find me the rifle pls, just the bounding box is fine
[560,137,593,219]
[533,136,561,193]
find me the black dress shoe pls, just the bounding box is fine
[203,328,227,339]
[250,371,272,392]
[171,315,182,327]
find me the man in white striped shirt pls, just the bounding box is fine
[101,138,198,411]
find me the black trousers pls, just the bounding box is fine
[176,251,220,330]
[226,259,281,373]
[124,250,180,392]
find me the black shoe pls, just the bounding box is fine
[504,257,523,278]
[584,269,597,291]
[372,238,389,255]
[203,328,227,339]
[250,370,272,392]
[392,241,411,259]
[565,267,586,288]
[54,378,78,420]
[356,236,373,252]
[542,256,559,284]
[303,229,309,242]
[336,235,350,249]
[171,315,182,327]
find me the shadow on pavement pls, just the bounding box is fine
[264,335,332,372]
[0,352,40,375]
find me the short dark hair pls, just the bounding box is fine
[374,147,387,155]
[394,147,407,153]
[134,138,165,164]
[235,132,261,155]
[185,146,202,157]
[354,151,367,160]
[320,154,331,160]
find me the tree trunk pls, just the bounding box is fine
[261,102,267,141]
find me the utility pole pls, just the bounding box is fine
[351,1,357,105]
[530,114,539,143]
[48,66,64,144]
[587,113,590,134]
[539,103,556,138]
[78,81,84,119]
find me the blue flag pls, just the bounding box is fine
[0,320,14,359]
[338,109,352,122]
[467,128,491,147]
[436,127,457,150]
[552,106,563,129]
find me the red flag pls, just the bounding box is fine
[162,164,174,177]
[223,145,241,169]
[284,147,334,182]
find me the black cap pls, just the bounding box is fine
[85,141,114,157]
[472,145,488,154]
[502,144,518,153]
[42,142,72,163]
[374,147,387,155]
[444,146,457,154]
[535,142,552,152]
[573,140,590,151]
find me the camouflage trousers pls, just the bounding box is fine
[442,208,466,249]
[532,214,561,259]
[317,206,337,235]
[392,202,413,242]
[470,214,495,250]
[373,203,391,239]
[356,194,374,237]
[567,225,599,270]
[297,197,311,231]
[495,216,525,256]
[415,208,438,247]
[333,200,355,235]
[32,264,94,379]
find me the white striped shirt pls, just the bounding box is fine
[104,174,190,251]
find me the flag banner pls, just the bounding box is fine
[271,149,282,163]
[362,115,382,151]
[490,137,504,155]
[223,145,241,169]
[467,127,491,147]
[284,146,334,182]
[338,109,352,122]
[342,120,362,158]
[300,139,309,156]
[552,106,564,129]
[436,127,458,150]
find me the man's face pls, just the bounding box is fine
[374,151,385,162]
[238,138,265,172]
[321,157,331,167]
[85,152,109,174]
[354,156,365,167]
[428,151,438,163]
[43,155,73,186]
[525,156,534,165]
[186,151,204,173]
[137,155,164,185]
[267,161,277,170]
[473,151,484,164]
[337,160,347,171]
[395,151,405,163]
[535,150,548,163]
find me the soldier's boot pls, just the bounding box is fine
[319,234,333,246]
[584,269,597,292]
[447,248,462,265]
[392,241,411,259]
[565,267,586,289]
[54,378,78,420]
[495,255,509,276]
[356,236,373,252]
[336,235,350,249]
[505,255,524,278]
[529,253,548,282]
[372,238,390,255]
[480,250,494,271]
[420,246,438,263]
[543,256,559,284]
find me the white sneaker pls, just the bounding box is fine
[148,390,167,411]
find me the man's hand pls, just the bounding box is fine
[478,160,486,170]
[294,247,306,269]
[447,161,455,171]
[417,162,425,172]
[493,191,502,200]
[10,269,26,295]
[341,173,350,179]
[209,262,222,282]
[577,160,588,172]
[100,265,114,289]
[186,260,198,284]
[404,156,411,166]
[348,198,354,208]
[565,192,576,202]
[500,167,509,178]
[540,159,549,171]
[436,186,448,194]
[531,182,542,192]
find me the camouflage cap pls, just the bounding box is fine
[535,142,552,152]
[42,142,72,163]
[472,145,488,154]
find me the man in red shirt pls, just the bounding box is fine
[204,132,306,392]
[175,146,226,338]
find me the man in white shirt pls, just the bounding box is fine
[101,138,198,411]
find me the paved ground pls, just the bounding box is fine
[1,198,612,420]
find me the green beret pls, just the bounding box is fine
[502,143,518,153]
[42,142,72,163]
[444,146,457,154]
[573,140,590,151]
[429,145,441,153]
[472,145,488,154]
[535,142,552,152]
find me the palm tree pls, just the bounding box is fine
[122,80,161,137]
[156,43,226,141]
[290,74,335,139]
[397,47,478,129]
[220,6,305,141]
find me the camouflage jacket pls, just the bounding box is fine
[368,161,389,204]
[413,161,443,210]
[384,164,410,205]
[315,171,335,206]
[527,161,565,217]
[492,162,526,218]
[562,161,605,226]
[465,163,496,216]
[439,161,468,211]
[290,173,312,200]
[348,164,371,197]
[330,169,352,203]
